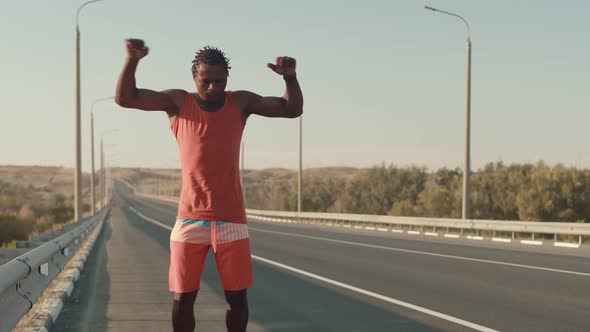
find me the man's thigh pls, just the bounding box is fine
[215,238,254,291]
[169,240,210,293]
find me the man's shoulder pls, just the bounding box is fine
[232,90,255,110]
[233,90,260,98]
[232,90,263,104]
[162,89,189,98]
[162,89,189,108]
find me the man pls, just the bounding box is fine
[115,39,303,332]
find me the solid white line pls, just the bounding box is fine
[132,196,177,216]
[252,255,498,332]
[129,206,173,231]
[554,242,580,249]
[117,178,135,190]
[248,227,590,278]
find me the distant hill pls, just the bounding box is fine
[0,165,92,199]
[110,166,365,196]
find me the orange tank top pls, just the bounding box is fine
[171,91,246,223]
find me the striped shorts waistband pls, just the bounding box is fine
[171,219,249,253]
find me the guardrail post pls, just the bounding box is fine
[532,233,535,241]
[579,235,583,246]
[512,232,515,240]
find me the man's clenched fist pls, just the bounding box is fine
[267,56,297,79]
[125,38,149,60]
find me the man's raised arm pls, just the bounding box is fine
[240,56,303,119]
[115,39,182,115]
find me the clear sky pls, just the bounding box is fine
[1,0,588,171]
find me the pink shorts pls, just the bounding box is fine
[169,220,253,293]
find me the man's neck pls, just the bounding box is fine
[194,92,226,112]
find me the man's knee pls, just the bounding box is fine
[224,289,248,310]
[173,290,198,303]
[172,291,198,331]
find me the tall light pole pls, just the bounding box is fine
[75,0,104,221]
[91,112,95,214]
[100,129,118,208]
[298,116,303,213]
[425,5,472,219]
[90,96,114,214]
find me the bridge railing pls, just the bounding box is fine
[246,209,590,246]
[135,191,589,247]
[0,207,110,332]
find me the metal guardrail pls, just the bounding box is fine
[134,192,589,245]
[0,207,109,332]
[246,209,590,243]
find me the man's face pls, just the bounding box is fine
[193,64,228,103]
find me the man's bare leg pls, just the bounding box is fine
[173,291,198,332]
[224,289,248,332]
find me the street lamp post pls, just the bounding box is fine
[425,5,472,219]
[90,97,114,215]
[100,129,118,208]
[75,0,104,221]
[90,112,95,214]
[298,116,303,214]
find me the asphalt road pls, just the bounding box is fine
[54,183,590,331]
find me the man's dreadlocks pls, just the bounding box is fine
[191,46,231,75]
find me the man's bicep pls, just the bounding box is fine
[129,89,179,111]
[247,95,289,118]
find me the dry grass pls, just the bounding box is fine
[110,166,364,196]
[0,165,93,199]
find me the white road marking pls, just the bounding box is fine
[128,206,173,230]
[252,255,499,332]
[248,227,590,278]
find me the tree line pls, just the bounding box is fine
[245,162,590,223]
